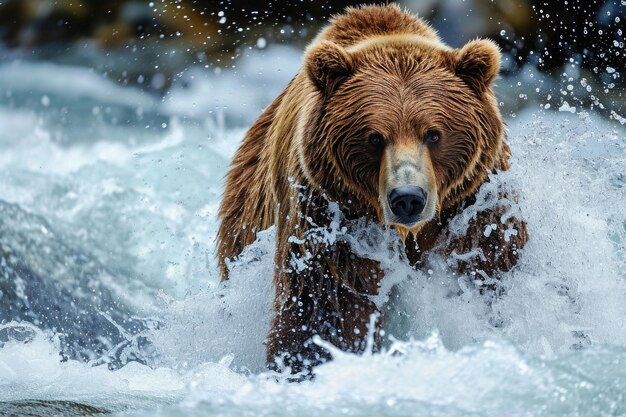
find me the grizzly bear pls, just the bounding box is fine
[217,4,528,373]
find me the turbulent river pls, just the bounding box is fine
[0,45,625,416]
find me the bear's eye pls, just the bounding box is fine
[368,133,385,147]
[425,129,441,144]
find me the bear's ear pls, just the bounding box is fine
[454,39,501,95]
[305,40,354,98]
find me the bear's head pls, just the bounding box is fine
[300,35,506,236]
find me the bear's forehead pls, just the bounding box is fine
[344,65,472,112]
[348,36,455,72]
[330,70,479,138]
[346,44,470,99]
[326,41,483,136]
[355,64,460,91]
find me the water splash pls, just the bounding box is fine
[0,48,624,416]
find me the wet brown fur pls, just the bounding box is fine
[217,4,528,373]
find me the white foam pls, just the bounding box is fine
[150,228,276,373]
[3,321,625,417]
[0,322,246,412]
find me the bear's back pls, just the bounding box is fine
[318,4,441,48]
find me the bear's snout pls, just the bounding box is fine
[388,186,427,224]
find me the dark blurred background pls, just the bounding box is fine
[0,0,623,115]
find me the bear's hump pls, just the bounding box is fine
[318,4,441,48]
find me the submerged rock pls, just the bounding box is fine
[0,199,148,366]
[0,400,107,417]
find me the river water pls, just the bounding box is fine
[0,45,625,416]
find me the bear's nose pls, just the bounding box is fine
[388,186,427,224]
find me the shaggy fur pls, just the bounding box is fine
[217,4,528,373]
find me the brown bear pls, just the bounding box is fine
[217,4,528,373]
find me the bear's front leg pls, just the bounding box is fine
[266,240,382,374]
[443,196,529,278]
